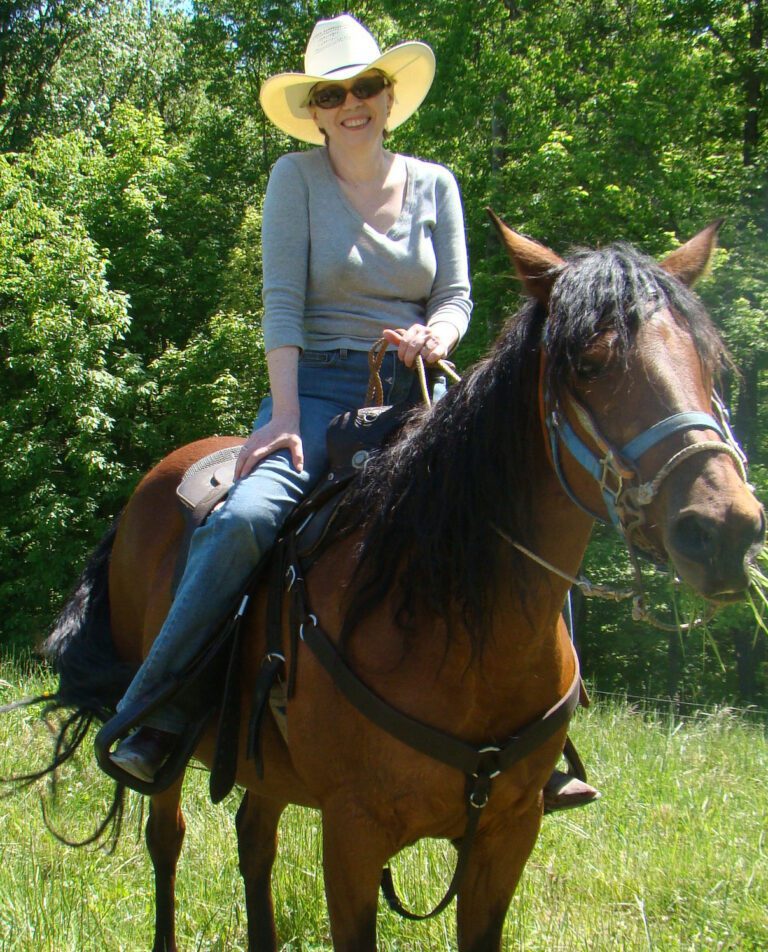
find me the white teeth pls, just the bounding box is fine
[343,117,369,128]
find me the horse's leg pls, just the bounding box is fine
[321,804,391,952]
[235,791,286,952]
[146,779,186,952]
[455,804,541,952]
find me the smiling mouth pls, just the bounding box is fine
[341,117,370,129]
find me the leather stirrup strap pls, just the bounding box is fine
[209,593,251,803]
[247,544,289,776]
[95,564,264,796]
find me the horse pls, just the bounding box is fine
[24,216,765,951]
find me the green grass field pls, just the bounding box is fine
[1,657,766,951]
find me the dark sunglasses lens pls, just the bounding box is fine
[312,75,388,109]
[313,85,346,109]
[351,75,387,99]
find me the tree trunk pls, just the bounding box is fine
[743,0,764,166]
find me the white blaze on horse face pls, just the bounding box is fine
[633,309,713,424]
[564,305,763,597]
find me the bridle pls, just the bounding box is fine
[545,383,748,561]
[380,339,750,630]
[511,354,751,629]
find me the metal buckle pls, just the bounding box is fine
[298,614,318,641]
[598,453,624,502]
[475,745,502,780]
[470,787,490,809]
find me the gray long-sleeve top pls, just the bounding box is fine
[261,148,472,353]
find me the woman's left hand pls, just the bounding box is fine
[382,323,459,368]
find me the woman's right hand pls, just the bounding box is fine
[234,415,304,481]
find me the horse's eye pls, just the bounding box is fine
[574,357,605,380]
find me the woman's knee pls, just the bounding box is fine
[201,498,267,556]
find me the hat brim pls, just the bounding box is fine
[259,42,436,145]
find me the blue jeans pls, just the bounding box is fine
[116,349,431,732]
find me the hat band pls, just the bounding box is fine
[321,61,376,77]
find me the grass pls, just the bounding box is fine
[1,657,766,951]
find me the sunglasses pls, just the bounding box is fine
[309,73,391,110]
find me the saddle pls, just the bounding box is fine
[173,391,418,582]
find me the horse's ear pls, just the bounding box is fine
[486,207,564,304]
[659,219,724,287]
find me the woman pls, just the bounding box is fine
[107,14,472,783]
[108,15,596,812]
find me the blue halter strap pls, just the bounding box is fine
[546,395,731,530]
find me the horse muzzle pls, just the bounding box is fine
[663,485,766,599]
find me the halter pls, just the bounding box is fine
[529,359,751,628]
[544,381,748,563]
[539,336,747,564]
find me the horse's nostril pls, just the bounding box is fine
[672,512,718,562]
[756,508,767,548]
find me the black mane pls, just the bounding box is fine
[336,244,727,651]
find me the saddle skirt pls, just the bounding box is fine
[177,445,240,511]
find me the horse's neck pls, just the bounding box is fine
[527,464,596,603]
[470,462,594,714]
[304,452,594,736]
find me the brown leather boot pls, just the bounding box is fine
[109,727,178,783]
[544,769,601,813]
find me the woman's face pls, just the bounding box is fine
[309,71,394,151]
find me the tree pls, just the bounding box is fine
[0,133,131,639]
[1,1,106,149]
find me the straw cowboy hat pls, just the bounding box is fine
[260,15,435,145]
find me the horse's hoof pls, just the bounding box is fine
[543,769,601,813]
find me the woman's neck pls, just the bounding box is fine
[327,142,393,188]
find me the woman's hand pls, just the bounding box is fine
[382,323,459,368]
[234,414,303,481]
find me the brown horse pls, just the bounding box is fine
[34,217,764,951]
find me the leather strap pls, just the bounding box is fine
[209,593,250,803]
[300,618,581,780]
[246,547,289,776]
[380,771,491,920]
[298,614,581,919]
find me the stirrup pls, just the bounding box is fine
[94,686,211,795]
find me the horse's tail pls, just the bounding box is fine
[43,515,136,714]
[1,517,135,852]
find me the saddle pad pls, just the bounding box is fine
[177,445,241,510]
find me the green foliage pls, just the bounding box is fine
[577,463,768,707]
[0,2,192,149]
[138,310,268,458]
[0,110,269,643]
[0,135,131,639]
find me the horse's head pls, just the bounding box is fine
[489,211,765,600]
